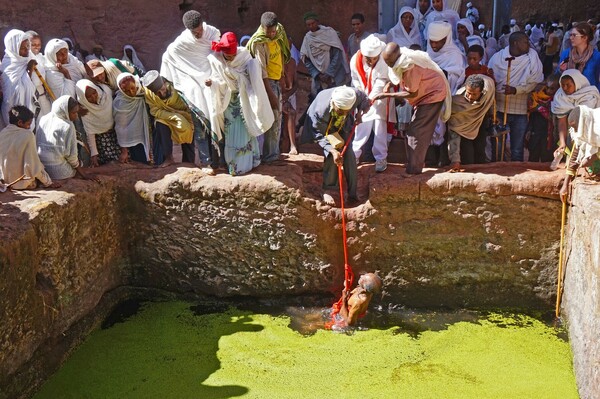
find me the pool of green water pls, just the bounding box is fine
[33,301,578,399]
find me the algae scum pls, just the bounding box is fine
[33,301,578,399]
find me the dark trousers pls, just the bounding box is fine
[461,124,488,164]
[323,148,357,199]
[528,112,554,162]
[153,122,195,165]
[405,101,444,174]
[128,143,148,164]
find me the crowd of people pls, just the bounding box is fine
[0,3,599,204]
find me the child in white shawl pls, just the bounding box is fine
[0,29,37,128]
[76,79,119,166]
[25,31,52,119]
[551,69,600,154]
[113,73,152,164]
[44,39,87,98]
[387,7,422,49]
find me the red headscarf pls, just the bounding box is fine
[211,32,238,55]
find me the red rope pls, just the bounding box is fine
[325,125,357,329]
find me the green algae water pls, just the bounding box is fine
[33,301,578,399]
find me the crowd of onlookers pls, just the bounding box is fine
[0,1,598,205]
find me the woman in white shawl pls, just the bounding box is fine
[112,73,152,164]
[387,7,422,49]
[36,96,83,180]
[122,45,146,74]
[0,29,37,128]
[456,18,486,57]
[414,0,432,48]
[76,79,119,166]
[44,39,87,98]
[551,69,600,154]
[484,37,498,64]
[25,31,52,119]
[424,0,460,39]
[206,32,274,176]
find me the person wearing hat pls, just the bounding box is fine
[246,11,291,164]
[350,34,394,173]
[85,44,107,62]
[206,32,274,176]
[141,70,196,168]
[302,85,370,205]
[465,2,479,25]
[510,18,521,33]
[300,12,350,97]
[160,10,221,170]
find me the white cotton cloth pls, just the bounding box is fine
[426,21,466,94]
[350,50,392,122]
[0,29,37,127]
[424,0,460,38]
[570,105,600,164]
[360,34,385,57]
[123,45,146,73]
[75,79,114,157]
[44,39,87,98]
[161,23,220,122]
[30,52,52,117]
[551,69,600,116]
[331,86,357,110]
[300,25,349,74]
[388,47,452,122]
[36,95,80,180]
[488,46,543,91]
[113,73,151,159]
[485,37,498,63]
[207,47,274,138]
[530,25,544,44]
[387,7,422,48]
[456,18,486,51]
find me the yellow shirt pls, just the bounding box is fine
[266,40,283,80]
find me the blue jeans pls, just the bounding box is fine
[496,112,528,162]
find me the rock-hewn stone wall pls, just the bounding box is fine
[562,182,600,399]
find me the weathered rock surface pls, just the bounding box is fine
[0,155,576,398]
[562,181,600,399]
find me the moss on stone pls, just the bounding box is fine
[33,301,578,399]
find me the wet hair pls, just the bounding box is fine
[361,273,383,294]
[8,106,33,126]
[409,44,422,51]
[573,22,594,44]
[465,74,485,91]
[261,11,278,28]
[67,97,79,112]
[467,44,484,57]
[351,13,365,23]
[182,10,203,30]
[509,31,528,45]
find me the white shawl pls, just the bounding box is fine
[551,69,600,116]
[76,79,114,157]
[426,22,466,94]
[488,47,543,92]
[456,18,486,52]
[300,25,349,74]
[44,39,87,98]
[388,47,452,122]
[208,48,274,138]
[570,105,600,163]
[350,52,391,122]
[387,7,422,48]
[122,45,146,73]
[160,23,220,118]
[0,29,37,127]
[113,73,151,159]
[425,0,460,37]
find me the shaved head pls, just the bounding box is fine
[382,42,401,68]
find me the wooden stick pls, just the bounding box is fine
[33,66,56,101]
[555,198,568,318]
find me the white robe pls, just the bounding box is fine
[75,79,114,157]
[551,69,600,116]
[387,7,422,49]
[113,73,151,159]
[44,39,87,98]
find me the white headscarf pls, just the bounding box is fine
[122,45,146,73]
[75,79,114,158]
[360,34,386,57]
[207,47,274,138]
[551,69,600,116]
[331,86,357,110]
[456,18,485,50]
[426,21,466,93]
[485,37,498,62]
[387,7,422,48]
[425,0,460,37]
[113,73,151,159]
[44,39,87,98]
[0,29,37,127]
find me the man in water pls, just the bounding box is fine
[337,273,382,326]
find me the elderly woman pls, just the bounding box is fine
[551,69,600,155]
[113,73,152,164]
[206,32,274,176]
[76,79,119,166]
[387,7,422,49]
[0,29,37,127]
[44,38,87,98]
[558,22,600,91]
[36,95,90,180]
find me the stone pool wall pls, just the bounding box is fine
[0,157,592,398]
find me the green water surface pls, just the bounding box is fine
[33,301,578,399]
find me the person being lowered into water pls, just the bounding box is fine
[336,273,382,327]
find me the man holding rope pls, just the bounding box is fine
[302,85,370,206]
